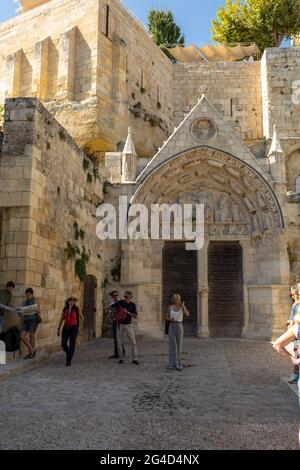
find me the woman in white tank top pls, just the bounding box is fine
[166,293,190,371]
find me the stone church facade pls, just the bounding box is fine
[0,0,299,351]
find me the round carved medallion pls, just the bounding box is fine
[191,118,217,142]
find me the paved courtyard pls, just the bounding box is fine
[0,338,299,450]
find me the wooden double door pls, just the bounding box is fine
[82,275,97,342]
[162,241,244,337]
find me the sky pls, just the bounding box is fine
[0,0,290,46]
[0,0,226,45]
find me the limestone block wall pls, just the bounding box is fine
[0,97,105,351]
[279,142,300,286]
[262,48,300,140]
[0,0,173,157]
[173,62,263,143]
[247,285,289,340]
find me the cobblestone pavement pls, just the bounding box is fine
[0,338,299,450]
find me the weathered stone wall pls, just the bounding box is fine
[173,62,263,145]
[0,0,173,157]
[262,48,300,140]
[0,97,105,351]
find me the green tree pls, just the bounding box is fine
[148,10,184,59]
[211,0,300,52]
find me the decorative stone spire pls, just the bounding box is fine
[268,125,286,183]
[123,127,136,156]
[122,127,137,183]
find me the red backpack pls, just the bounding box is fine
[115,306,128,325]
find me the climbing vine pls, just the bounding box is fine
[111,262,121,282]
[129,100,167,132]
[74,222,86,241]
[74,247,91,282]
[64,223,90,282]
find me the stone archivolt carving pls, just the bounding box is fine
[133,147,283,240]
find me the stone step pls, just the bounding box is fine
[5,351,22,363]
[0,353,50,382]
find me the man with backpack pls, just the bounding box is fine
[113,291,139,365]
[57,297,83,367]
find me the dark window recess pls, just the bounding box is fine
[162,242,198,337]
[82,275,97,342]
[105,5,110,38]
[208,242,243,338]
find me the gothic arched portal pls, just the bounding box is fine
[122,146,287,339]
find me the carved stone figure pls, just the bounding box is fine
[262,210,274,230]
[231,201,243,222]
[215,195,232,223]
[244,195,256,213]
[205,203,215,224]
[252,212,262,238]
[257,191,268,210]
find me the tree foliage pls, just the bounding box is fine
[148,10,184,49]
[211,0,300,52]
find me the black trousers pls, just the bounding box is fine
[112,322,119,357]
[62,326,78,364]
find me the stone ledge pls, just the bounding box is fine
[0,339,100,382]
[0,353,50,382]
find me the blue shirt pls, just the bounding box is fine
[289,303,300,322]
[22,297,37,321]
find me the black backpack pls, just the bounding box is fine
[0,327,20,352]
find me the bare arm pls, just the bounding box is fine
[182,303,190,318]
[36,302,41,315]
[165,306,173,322]
[57,312,64,335]
[128,307,137,319]
[273,325,299,365]
[109,304,117,320]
